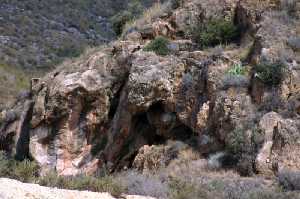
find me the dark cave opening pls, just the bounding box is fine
[147,101,195,142]
[116,101,197,170]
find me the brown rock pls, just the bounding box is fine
[256,112,300,176]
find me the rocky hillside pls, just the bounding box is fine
[0,0,166,71]
[0,0,160,109]
[0,0,119,70]
[0,0,300,198]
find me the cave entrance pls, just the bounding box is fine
[116,101,196,170]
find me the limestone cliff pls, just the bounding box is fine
[0,0,299,180]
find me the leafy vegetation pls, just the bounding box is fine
[0,62,30,109]
[254,62,286,86]
[169,179,210,199]
[13,160,39,182]
[0,62,29,91]
[39,172,124,197]
[0,152,39,182]
[0,151,12,177]
[225,127,247,155]
[227,63,246,76]
[190,19,239,48]
[144,36,170,56]
[111,11,135,36]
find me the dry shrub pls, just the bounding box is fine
[39,171,124,197]
[117,170,169,199]
[123,2,172,35]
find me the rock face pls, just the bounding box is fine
[0,178,155,199]
[132,141,199,173]
[0,0,299,177]
[256,112,300,176]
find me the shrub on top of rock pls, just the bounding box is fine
[144,36,170,56]
[190,19,240,48]
[254,62,287,86]
[221,63,249,89]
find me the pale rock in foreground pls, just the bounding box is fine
[0,178,156,199]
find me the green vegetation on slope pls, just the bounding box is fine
[144,36,171,56]
[254,62,287,86]
[0,62,30,109]
[190,19,240,48]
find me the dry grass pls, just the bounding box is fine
[122,2,171,36]
[49,44,111,74]
[242,0,279,10]
[0,62,30,108]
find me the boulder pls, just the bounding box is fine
[256,112,300,176]
[133,141,198,172]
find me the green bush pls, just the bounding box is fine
[13,159,39,182]
[0,151,11,177]
[55,41,83,58]
[111,0,144,35]
[254,62,286,86]
[227,63,246,76]
[0,151,39,182]
[111,11,134,36]
[225,127,246,155]
[190,19,239,48]
[144,36,170,56]
[38,171,69,188]
[70,175,123,196]
[169,179,209,199]
[39,171,124,197]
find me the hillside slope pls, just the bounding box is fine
[0,0,159,108]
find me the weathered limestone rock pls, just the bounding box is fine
[152,19,176,38]
[172,0,238,34]
[256,112,282,176]
[133,141,197,172]
[256,112,300,176]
